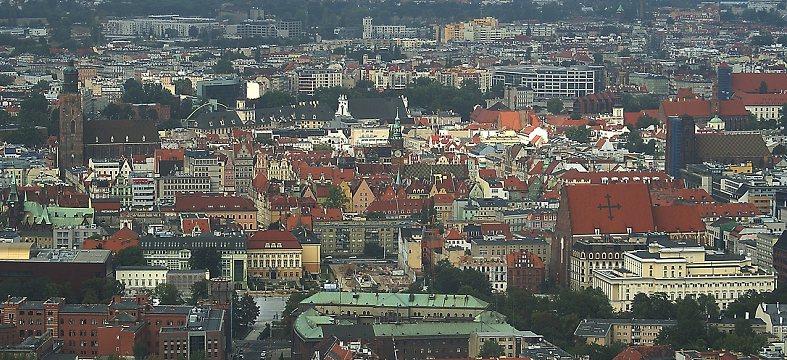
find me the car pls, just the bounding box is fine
[260,351,267,359]
[349,256,357,259]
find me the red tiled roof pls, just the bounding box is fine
[366,198,428,215]
[652,206,706,232]
[560,169,670,184]
[175,195,256,212]
[564,183,655,235]
[740,93,787,106]
[661,99,712,118]
[247,230,302,249]
[731,73,787,94]
[692,203,761,218]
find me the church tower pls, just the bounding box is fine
[58,61,84,171]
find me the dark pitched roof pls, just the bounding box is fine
[695,133,770,160]
[348,97,407,120]
[191,110,244,129]
[83,120,159,144]
[774,230,787,251]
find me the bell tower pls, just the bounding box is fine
[58,60,84,172]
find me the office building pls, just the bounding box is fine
[492,65,605,99]
[593,238,775,311]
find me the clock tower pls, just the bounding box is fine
[390,109,405,170]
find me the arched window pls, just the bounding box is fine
[70,120,75,134]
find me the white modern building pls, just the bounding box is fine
[103,15,218,38]
[116,265,169,295]
[593,238,776,311]
[130,171,156,208]
[492,65,605,99]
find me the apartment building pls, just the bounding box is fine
[574,318,676,346]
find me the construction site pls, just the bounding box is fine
[327,262,414,292]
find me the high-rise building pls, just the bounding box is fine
[58,62,84,171]
[717,62,732,100]
[665,115,696,178]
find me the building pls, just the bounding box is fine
[103,15,218,38]
[772,231,787,285]
[553,182,707,287]
[173,194,258,233]
[666,115,696,178]
[225,19,302,38]
[139,234,247,288]
[570,240,647,290]
[0,244,111,295]
[1,296,226,360]
[116,266,169,295]
[157,174,211,202]
[298,69,342,95]
[166,269,210,297]
[755,303,787,342]
[58,62,83,171]
[291,227,321,278]
[196,78,241,107]
[53,224,104,249]
[593,238,776,311]
[470,236,550,268]
[506,250,545,293]
[293,292,570,360]
[130,172,155,209]
[247,230,303,282]
[492,65,604,100]
[312,220,404,255]
[574,318,676,346]
[158,307,227,360]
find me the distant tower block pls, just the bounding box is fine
[362,17,373,39]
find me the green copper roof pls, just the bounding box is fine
[300,292,489,309]
[294,309,521,340]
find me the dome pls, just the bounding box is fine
[709,115,723,123]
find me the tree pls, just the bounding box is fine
[189,248,222,277]
[133,342,148,360]
[257,90,295,108]
[363,241,384,258]
[82,277,124,304]
[479,339,505,358]
[366,211,386,220]
[233,292,260,337]
[4,124,45,147]
[212,59,235,74]
[636,115,659,129]
[18,92,49,126]
[774,144,787,156]
[760,81,769,94]
[0,74,14,86]
[780,104,787,134]
[564,125,591,143]
[173,79,193,95]
[190,350,206,360]
[656,297,705,349]
[153,283,183,305]
[189,279,209,305]
[114,246,146,268]
[546,98,563,115]
[323,185,348,211]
